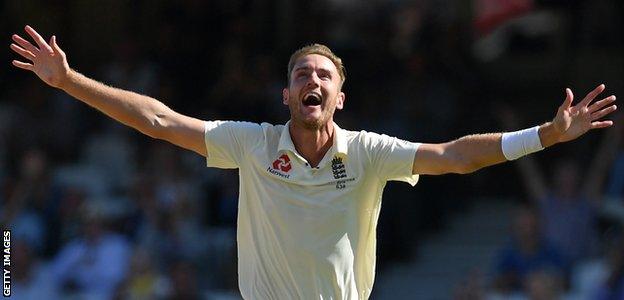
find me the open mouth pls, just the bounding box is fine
[302,92,322,106]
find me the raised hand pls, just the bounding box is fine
[10,25,70,88]
[552,84,617,143]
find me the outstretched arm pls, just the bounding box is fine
[10,25,206,156]
[413,85,617,175]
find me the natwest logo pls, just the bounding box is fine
[272,154,292,172]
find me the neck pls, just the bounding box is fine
[289,120,334,168]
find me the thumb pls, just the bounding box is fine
[561,88,573,110]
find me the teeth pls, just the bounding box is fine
[303,92,322,105]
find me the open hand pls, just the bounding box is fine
[10,25,69,88]
[553,84,617,143]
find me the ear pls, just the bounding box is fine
[282,88,289,105]
[335,92,346,110]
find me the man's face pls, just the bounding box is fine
[283,54,345,130]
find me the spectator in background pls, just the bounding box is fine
[592,229,624,300]
[144,143,209,265]
[165,260,201,300]
[128,173,172,270]
[524,269,564,300]
[522,157,600,262]
[49,202,131,298]
[453,269,486,300]
[56,187,88,247]
[116,247,169,299]
[10,240,59,299]
[499,109,618,264]
[491,205,566,295]
[0,102,12,182]
[602,114,624,223]
[1,148,58,255]
[145,143,199,211]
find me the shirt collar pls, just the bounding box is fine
[278,120,349,161]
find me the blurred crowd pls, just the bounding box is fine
[0,0,623,299]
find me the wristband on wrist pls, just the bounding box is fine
[501,126,544,160]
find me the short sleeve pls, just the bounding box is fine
[363,132,420,186]
[204,121,262,169]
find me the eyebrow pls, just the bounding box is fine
[293,66,333,75]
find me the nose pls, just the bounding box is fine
[306,72,321,88]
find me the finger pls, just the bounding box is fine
[50,35,65,56]
[560,88,573,110]
[591,120,614,129]
[590,105,617,121]
[12,34,39,53]
[10,43,35,60]
[579,84,605,107]
[24,25,53,53]
[588,95,616,113]
[12,60,33,71]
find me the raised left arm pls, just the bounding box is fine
[413,84,617,175]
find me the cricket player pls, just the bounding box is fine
[10,25,617,299]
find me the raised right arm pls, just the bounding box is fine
[10,25,206,156]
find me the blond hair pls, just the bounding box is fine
[287,44,346,88]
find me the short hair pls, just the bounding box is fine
[287,44,346,88]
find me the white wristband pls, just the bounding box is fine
[501,126,544,160]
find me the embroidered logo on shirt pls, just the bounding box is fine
[332,156,347,189]
[272,154,292,173]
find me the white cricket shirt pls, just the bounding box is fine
[204,120,420,300]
